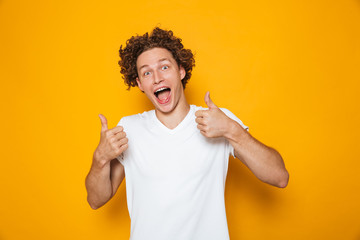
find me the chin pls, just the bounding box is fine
[155,104,174,114]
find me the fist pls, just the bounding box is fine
[195,92,232,138]
[93,114,128,167]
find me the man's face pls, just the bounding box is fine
[136,47,186,114]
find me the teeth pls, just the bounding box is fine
[155,87,167,93]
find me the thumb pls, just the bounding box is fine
[98,114,108,132]
[204,91,217,109]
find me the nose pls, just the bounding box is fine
[153,70,163,84]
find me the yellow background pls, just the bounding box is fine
[1,0,359,239]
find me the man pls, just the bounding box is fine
[85,27,289,240]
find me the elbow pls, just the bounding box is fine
[89,203,99,210]
[87,196,102,210]
[277,170,289,188]
[86,191,113,210]
[87,193,113,210]
[272,151,289,188]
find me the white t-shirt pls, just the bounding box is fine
[116,105,248,240]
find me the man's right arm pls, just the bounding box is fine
[85,114,128,209]
[85,155,125,209]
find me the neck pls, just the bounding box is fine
[155,94,190,130]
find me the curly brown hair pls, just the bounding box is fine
[118,27,195,89]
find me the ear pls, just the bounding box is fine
[179,66,186,80]
[136,77,144,91]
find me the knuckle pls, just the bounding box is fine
[111,142,118,149]
[105,130,111,137]
[109,136,115,143]
[115,148,122,155]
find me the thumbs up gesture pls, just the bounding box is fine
[93,114,128,168]
[195,92,232,138]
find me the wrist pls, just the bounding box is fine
[92,151,109,169]
[224,119,247,143]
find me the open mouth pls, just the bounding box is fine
[154,87,171,103]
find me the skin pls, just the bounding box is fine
[85,47,289,210]
[85,114,128,209]
[195,92,289,188]
[135,47,189,129]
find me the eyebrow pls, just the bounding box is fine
[138,58,171,72]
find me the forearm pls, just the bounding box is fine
[225,121,289,188]
[85,154,113,209]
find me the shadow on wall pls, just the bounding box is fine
[226,156,284,212]
[105,179,129,225]
[225,158,286,238]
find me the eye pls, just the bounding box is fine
[162,65,169,70]
[144,71,150,76]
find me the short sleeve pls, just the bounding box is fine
[220,108,249,131]
[220,108,249,158]
[116,118,126,166]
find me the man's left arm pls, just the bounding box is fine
[195,92,289,188]
[226,120,289,188]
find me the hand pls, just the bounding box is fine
[93,114,128,168]
[195,91,233,138]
